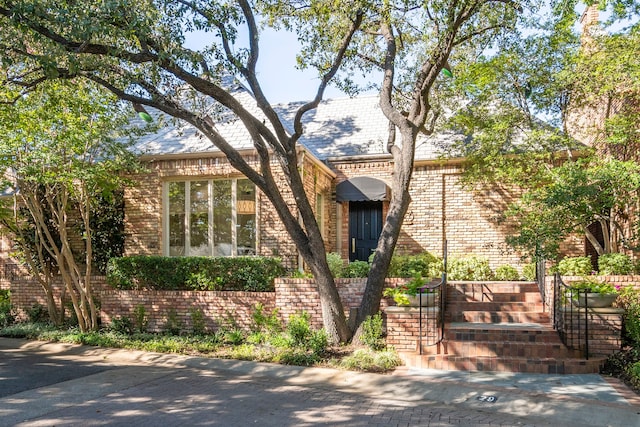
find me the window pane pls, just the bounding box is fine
[168,182,185,256]
[316,193,324,237]
[190,181,210,256]
[213,180,232,256]
[237,179,256,255]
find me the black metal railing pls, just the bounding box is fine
[553,272,590,359]
[535,259,547,312]
[418,242,447,355]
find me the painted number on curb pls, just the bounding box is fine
[477,395,498,403]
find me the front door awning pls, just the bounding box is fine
[336,176,389,202]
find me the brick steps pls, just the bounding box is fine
[446,301,545,313]
[399,353,605,374]
[446,322,560,343]
[448,310,550,324]
[399,280,605,374]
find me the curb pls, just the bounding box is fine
[3,337,640,427]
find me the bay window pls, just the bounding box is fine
[165,178,256,256]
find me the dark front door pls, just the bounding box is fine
[349,201,383,262]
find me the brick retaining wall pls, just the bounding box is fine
[275,277,401,329]
[545,275,633,357]
[11,276,404,332]
[100,290,276,333]
[385,307,440,352]
[10,275,107,321]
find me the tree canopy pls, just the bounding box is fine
[0,79,139,330]
[1,0,636,339]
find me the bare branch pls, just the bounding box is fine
[291,11,364,143]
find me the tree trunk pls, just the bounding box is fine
[354,127,416,337]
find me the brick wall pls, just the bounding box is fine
[125,152,335,270]
[100,289,276,333]
[562,309,624,356]
[385,307,440,352]
[10,275,107,321]
[275,277,400,329]
[544,275,636,357]
[332,160,555,270]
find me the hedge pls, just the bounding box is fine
[106,256,285,292]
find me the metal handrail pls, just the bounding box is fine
[553,272,590,359]
[536,259,547,312]
[418,241,447,355]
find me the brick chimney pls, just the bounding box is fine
[580,5,600,46]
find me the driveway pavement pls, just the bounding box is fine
[1,337,639,426]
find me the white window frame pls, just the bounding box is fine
[162,178,256,257]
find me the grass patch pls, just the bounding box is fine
[0,322,402,374]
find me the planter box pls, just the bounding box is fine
[399,293,437,307]
[573,293,618,308]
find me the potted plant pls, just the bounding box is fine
[568,277,619,308]
[383,275,437,307]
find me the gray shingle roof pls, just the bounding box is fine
[279,96,463,161]
[132,80,461,162]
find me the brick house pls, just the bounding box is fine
[123,84,563,273]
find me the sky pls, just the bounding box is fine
[185,27,374,105]
[184,5,633,106]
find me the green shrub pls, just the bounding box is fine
[164,309,183,335]
[387,251,439,278]
[0,290,14,327]
[110,316,133,334]
[289,270,313,278]
[555,256,593,276]
[287,311,313,348]
[625,361,640,391]
[133,305,148,333]
[251,303,282,334]
[612,285,640,347]
[494,265,520,281]
[326,252,345,278]
[307,329,329,355]
[598,253,634,275]
[625,303,640,347]
[522,263,536,281]
[447,255,493,281]
[278,348,321,366]
[190,308,206,335]
[107,256,285,291]
[223,329,245,345]
[342,260,370,278]
[26,303,48,323]
[337,348,402,372]
[285,311,328,354]
[360,313,386,351]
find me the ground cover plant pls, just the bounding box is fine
[0,304,401,373]
[602,285,640,394]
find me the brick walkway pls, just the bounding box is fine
[3,365,551,427]
[1,338,638,427]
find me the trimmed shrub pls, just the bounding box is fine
[522,263,536,281]
[360,312,386,351]
[387,251,439,278]
[617,286,640,347]
[0,290,14,327]
[495,265,520,281]
[106,256,285,291]
[555,256,592,276]
[447,255,493,281]
[326,252,345,278]
[598,253,634,275]
[342,260,370,278]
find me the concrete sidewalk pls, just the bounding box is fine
[1,338,639,426]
